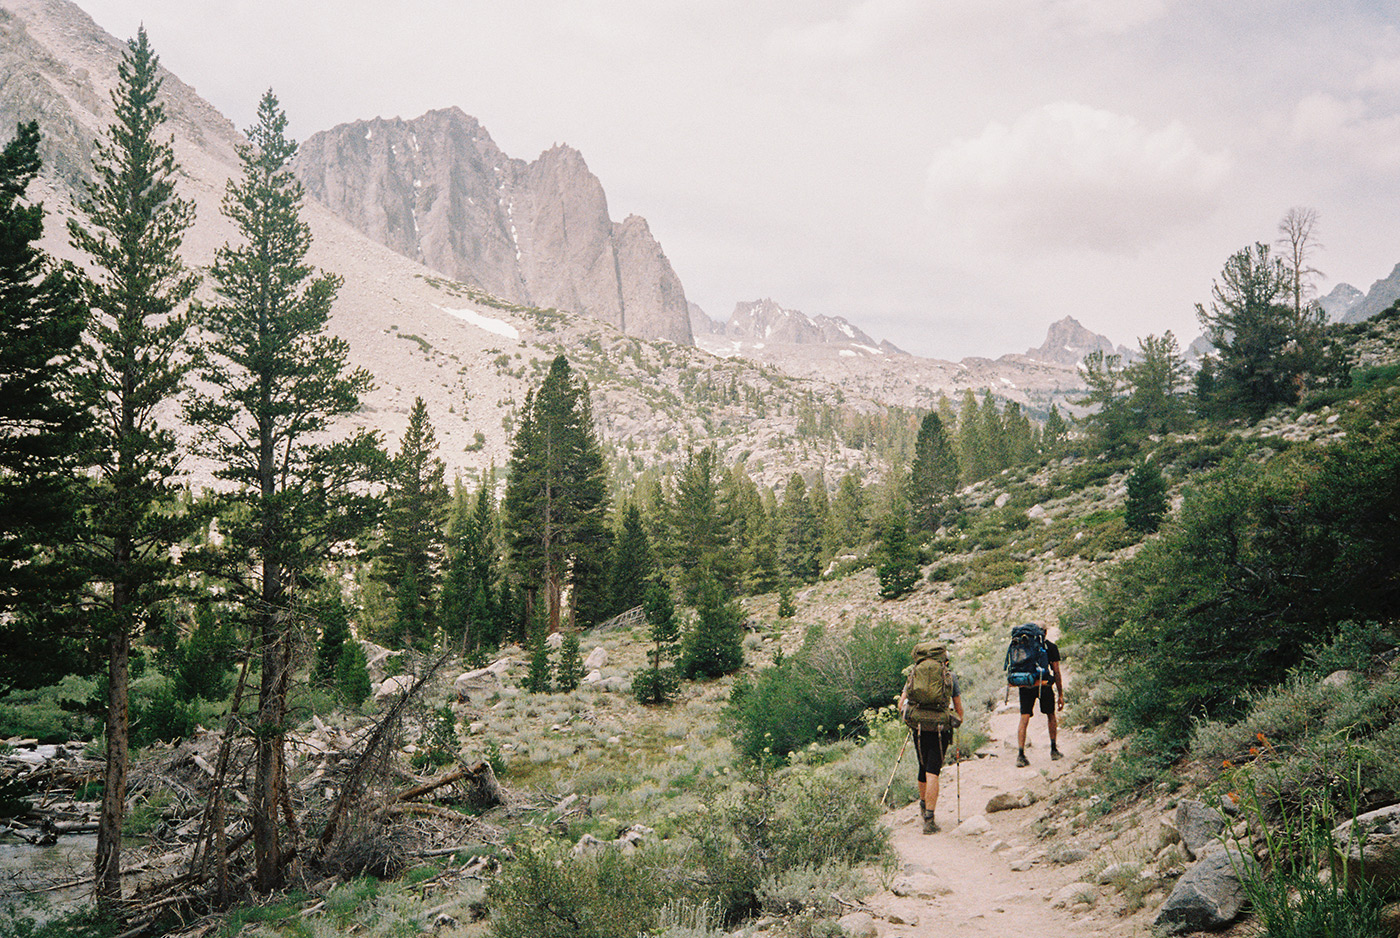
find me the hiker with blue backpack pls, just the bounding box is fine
[899,642,965,834]
[1004,622,1064,767]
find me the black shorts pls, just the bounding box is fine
[913,725,953,781]
[1019,683,1055,715]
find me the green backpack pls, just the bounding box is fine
[904,642,953,729]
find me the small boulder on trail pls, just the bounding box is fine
[1176,799,1227,860]
[1153,845,1253,933]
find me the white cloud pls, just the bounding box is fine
[771,0,924,61]
[773,0,1165,62]
[1355,57,1400,95]
[925,101,1230,254]
[1291,92,1400,170]
[1042,0,1167,35]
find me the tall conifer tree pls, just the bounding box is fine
[503,356,608,631]
[184,91,381,891]
[0,122,87,689]
[382,397,449,644]
[908,412,959,533]
[67,30,199,908]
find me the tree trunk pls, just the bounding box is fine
[94,592,129,911]
[252,599,286,891]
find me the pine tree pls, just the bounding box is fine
[1002,401,1035,466]
[524,604,553,693]
[827,470,868,554]
[0,121,87,690]
[393,564,426,646]
[183,91,381,892]
[679,575,745,679]
[607,503,655,616]
[441,480,503,654]
[1042,405,1068,455]
[381,397,449,640]
[310,591,351,683]
[956,389,986,483]
[978,391,1009,474]
[503,356,609,632]
[1195,242,1336,420]
[663,446,739,602]
[777,581,796,618]
[779,473,820,583]
[334,640,371,706]
[66,30,200,908]
[908,412,959,533]
[634,577,681,704]
[1125,459,1169,533]
[555,633,585,692]
[877,515,920,600]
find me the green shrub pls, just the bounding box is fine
[172,604,235,702]
[0,674,99,742]
[132,682,198,747]
[730,621,907,763]
[487,840,670,938]
[1068,425,1400,753]
[952,549,1025,598]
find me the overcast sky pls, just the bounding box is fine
[80,0,1400,360]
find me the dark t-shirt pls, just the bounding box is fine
[1046,639,1061,669]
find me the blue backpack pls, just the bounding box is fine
[1004,623,1050,687]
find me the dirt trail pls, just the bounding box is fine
[856,660,1146,938]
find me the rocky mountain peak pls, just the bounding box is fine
[1025,316,1122,366]
[295,107,693,345]
[1320,282,1364,322]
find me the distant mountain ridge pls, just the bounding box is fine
[722,298,905,354]
[295,108,694,345]
[1335,263,1400,324]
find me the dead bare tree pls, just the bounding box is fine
[1276,206,1324,316]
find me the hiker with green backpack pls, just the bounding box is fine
[898,641,964,834]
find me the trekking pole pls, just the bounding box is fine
[880,734,910,809]
[955,726,961,823]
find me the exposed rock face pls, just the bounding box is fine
[1024,316,1124,366]
[1341,262,1400,324]
[295,108,693,345]
[688,301,721,335]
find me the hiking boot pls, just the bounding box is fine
[921,805,934,820]
[1016,750,1030,768]
[1051,745,1064,761]
[923,815,940,834]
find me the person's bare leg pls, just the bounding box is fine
[926,775,940,816]
[1017,713,1031,766]
[1048,708,1062,759]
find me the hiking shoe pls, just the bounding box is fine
[923,815,940,834]
[1016,750,1030,768]
[1051,746,1064,761]
[922,805,934,820]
